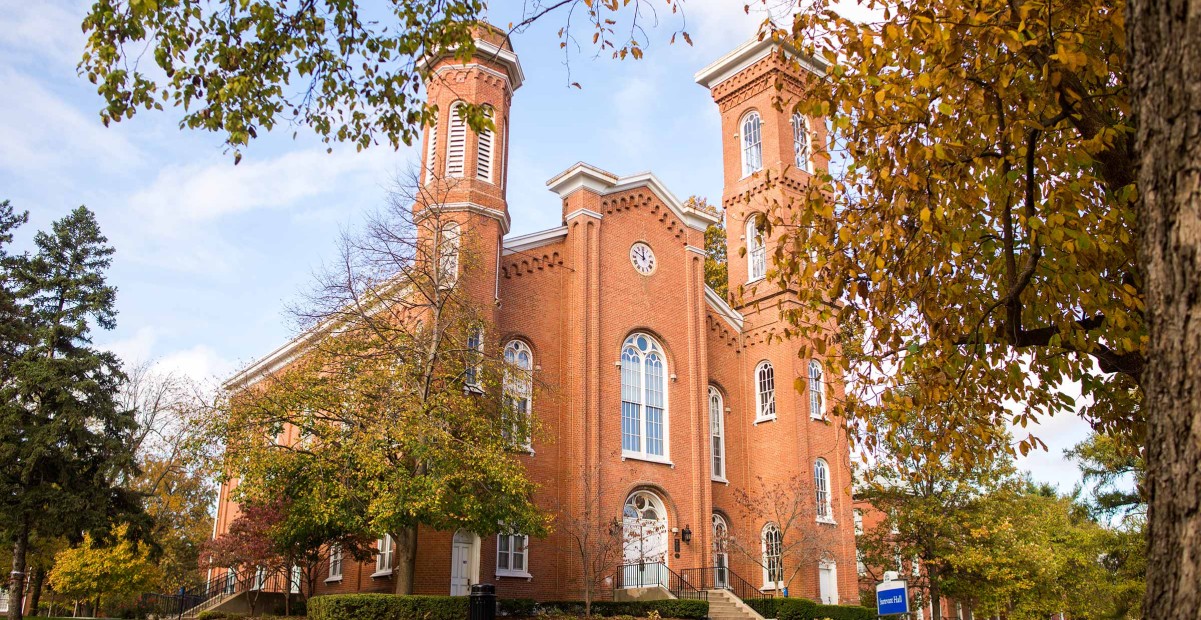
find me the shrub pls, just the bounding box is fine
[197,612,246,620]
[538,599,708,619]
[309,594,468,620]
[776,598,874,620]
[499,598,537,616]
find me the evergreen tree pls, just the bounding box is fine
[1,206,142,620]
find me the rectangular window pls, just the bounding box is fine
[465,327,483,387]
[291,565,302,594]
[496,533,530,577]
[621,356,642,453]
[644,356,665,456]
[375,535,394,575]
[819,562,839,604]
[328,544,343,581]
[0,588,9,613]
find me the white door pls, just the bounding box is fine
[819,562,839,604]
[622,491,669,588]
[450,530,473,596]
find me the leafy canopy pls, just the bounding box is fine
[760,0,1139,459]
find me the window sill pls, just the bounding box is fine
[622,453,674,467]
[746,276,765,285]
[760,585,783,593]
[464,384,484,395]
[495,570,533,579]
[324,576,343,584]
[816,516,837,525]
[753,416,777,425]
[711,476,729,485]
[810,414,828,421]
[370,569,393,579]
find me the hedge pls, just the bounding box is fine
[774,598,875,620]
[538,599,708,619]
[308,594,469,620]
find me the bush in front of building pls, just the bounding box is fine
[308,594,469,620]
[775,598,875,620]
[538,599,708,619]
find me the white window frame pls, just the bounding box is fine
[809,360,826,419]
[709,386,726,481]
[761,523,784,590]
[741,111,763,177]
[476,105,495,183]
[495,533,531,578]
[438,222,461,287]
[445,101,467,177]
[327,543,343,582]
[0,587,9,613]
[791,113,813,173]
[290,565,302,594]
[746,216,766,283]
[374,535,394,577]
[754,361,776,422]
[815,458,835,523]
[503,340,534,449]
[251,566,267,591]
[465,326,484,390]
[620,333,670,463]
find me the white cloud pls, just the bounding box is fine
[0,0,85,68]
[0,67,143,176]
[100,326,160,363]
[156,344,239,383]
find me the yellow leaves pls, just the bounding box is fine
[920,207,932,223]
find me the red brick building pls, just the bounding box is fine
[212,26,858,607]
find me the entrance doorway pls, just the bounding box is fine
[450,530,479,596]
[622,490,669,588]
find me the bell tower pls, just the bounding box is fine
[418,23,524,311]
[696,38,829,312]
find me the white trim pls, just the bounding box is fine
[370,569,393,578]
[503,226,568,255]
[694,36,828,89]
[621,453,675,467]
[420,38,525,91]
[324,576,344,584]
[685,245,707,257]
[817,516,838,525]
[546,163,721,231]
[415,201,511,234]
[704,286,744,331]
[495,569,533,579]
[565,208,605,221]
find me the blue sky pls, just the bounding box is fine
[0,0,1093,491]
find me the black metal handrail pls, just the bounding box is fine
[142,568,294,618]
[615,562,708,601]
[679,566,775,617]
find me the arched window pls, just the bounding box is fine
[809,360,825,419]
[464,326,484,388]
[791,113,813,173]
[755,361,776,421]
[503,340,533,448]
[746,215,766,282]
[712,513,730,588]
[476,106,495,182]
[815,458,832,520]
[425,116,439,182]
[709,386,726,480]
[741,111,763,176]
[438,222,461,286]
[445,101,467,177]
[621,333,668,460]
[761,523,783,589]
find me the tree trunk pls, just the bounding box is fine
[391,526,419,595]
[1131,0,1201,619]
[26,569,42,618]
[8,515,29,620]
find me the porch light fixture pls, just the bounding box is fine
[681,525,692,544]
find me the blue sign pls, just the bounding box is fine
[876,581,909,615]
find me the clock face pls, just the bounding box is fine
[630,242,656,275]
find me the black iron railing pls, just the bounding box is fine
[141,568,294,618]
[615,562,708,601]
[679,566,776,617]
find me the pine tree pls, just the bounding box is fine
[1,206,142,620]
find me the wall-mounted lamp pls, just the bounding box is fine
[681,525,693,544]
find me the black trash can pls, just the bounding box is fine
[469,583,496,620]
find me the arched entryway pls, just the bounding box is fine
[622,490,669,588]
[449,530,480,596]
[712,513,730,588]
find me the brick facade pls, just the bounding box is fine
[213,29,859,605]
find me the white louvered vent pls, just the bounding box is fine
[476,109,494,183]
[424,118,438,182]
[445,102,467,178]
